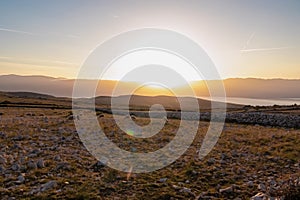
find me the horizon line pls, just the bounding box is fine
[1,73,300,81]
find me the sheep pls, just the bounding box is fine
[163,116,169,124]
[97,113,105,118]
[124,114,130,119]
[163,116,168,122]
[95,111,105,118]
[130,114,137,120]
[124,114,136,120]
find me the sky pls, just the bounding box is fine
[0,0,300,81]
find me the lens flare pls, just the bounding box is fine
[126,129,135,136]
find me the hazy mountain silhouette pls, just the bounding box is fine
[0,74,299,98]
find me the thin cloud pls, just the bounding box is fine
[0,56,13,60]
[47,31,80,39]
[0,57,78,67]
[0,60,64,69]
[41,59,78,66]
[0,27,79,39]
[241,46,292,53]
[0,28,36,36]
[66,34,80,39]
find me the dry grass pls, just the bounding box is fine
[0,105,299,199]
[0,91,299,199]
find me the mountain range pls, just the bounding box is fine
[0,74,299,98]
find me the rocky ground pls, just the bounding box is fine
[101,105,300,129]
[0,106,299,199]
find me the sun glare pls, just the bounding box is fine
[101,49,202,88]
[131,83,175,96]
[146,83,164,89]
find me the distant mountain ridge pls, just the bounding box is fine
[1,91,55,99]
[0,74,299,98]
[0,91,240,111]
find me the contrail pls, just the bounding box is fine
[0,27,79,39]
[0,56,78,67]
[241,31,292,53]
[0,28,36,36]
[242,32,256,50]
[241,46,291,52]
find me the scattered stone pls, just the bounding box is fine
[17,175,25,183]
[43,117,48,123]
[0,155,7,164]
[159,178,167,183]
[247,181,254,187]
[37,159,45,168]
[220,159,227,165]
[91,161,105,172]
[221,153,228,160]
[197,194,217,199]
[0,165,5,173]
[27,160,37,170]
[40,180,57,192]
[180,187,192,194]
[28,149,41,157]
[250,192,268,200]
[11,143,21,150]
[54,155,61,161]
[237,168,246,174]
[56,162,71,171]
[219,185,233,193]
[224,112,300,129]
[231,150,239,157]
[207,158,215,165]
[258,183,266,192]
[130,147,137,152]
[12,135,24,141]
[108,131,115,137]
[172,185,180,190]
[65,136,73,142]
[58,127,64,134]
[269,179,276,186]
[11,163,20,171]
[27,153,37,159]
[30,188,40,195]
[0,131,6,138]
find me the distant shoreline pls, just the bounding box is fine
[200,97,300,106]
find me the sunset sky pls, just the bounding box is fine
[0,0,299,80]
